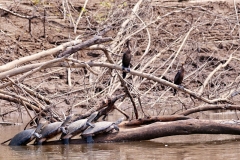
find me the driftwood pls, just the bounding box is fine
[121,115,192,126]
[42,119,240,145]
[178,104,240,116]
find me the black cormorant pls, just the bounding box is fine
[122,40,132,79]
[173,63,184,95]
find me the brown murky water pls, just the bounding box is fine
[2,123,240,160]
[6,140,240,160]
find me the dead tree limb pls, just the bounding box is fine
[113,105,130,120]
[19,84,52,105]
[0,60,231,104]
[0,93,47,116]
[73,94,125,121]
[0,6,38,19]
[0,89,38,107]
[0,58,66,89]
[0,39,82,73]
[71,61,231,104]
[178,104,240,116]
[57,36,113,58]
[94,94,126,121]
[7,77,45,110]
[198,54,233,95]
[120,115,192,126]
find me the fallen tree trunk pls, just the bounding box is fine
[42,119,240,145]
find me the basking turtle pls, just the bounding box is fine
[35,114,73,145]
[61,111,98,144]
[9,122,44,146]
[82,117,124,143]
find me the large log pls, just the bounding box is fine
[42,119,240,145]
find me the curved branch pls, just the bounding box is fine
[0,60,231,104]
[0,93,44,114]
[0,39,82,73]
[0,6,37,19]
[198,54,233,95]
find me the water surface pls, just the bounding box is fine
[2,124,240,160]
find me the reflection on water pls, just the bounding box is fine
[2,110,240,160]
[3,139,240,160]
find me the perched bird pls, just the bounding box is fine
[173,63,185,96]
[122,40,132,79]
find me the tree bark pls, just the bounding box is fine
[42,119,240,145]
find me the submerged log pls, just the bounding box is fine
[42,119,240,145]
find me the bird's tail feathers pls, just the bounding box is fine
[123,72,127,79]
[173,89,177,96]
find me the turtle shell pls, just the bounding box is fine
[40,122,63,139]
[36,114,73,144]
[82,121,114,137]
[65,119,88,137]
[9,129,35,146]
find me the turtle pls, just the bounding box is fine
[81,117,124,143]
[9,122,44,146]
[35,114,73,145]
[61,111,98,144]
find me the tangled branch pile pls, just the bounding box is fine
[1,0,240,124]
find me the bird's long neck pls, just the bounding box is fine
[180,65,184,75]
[127,40,131,51]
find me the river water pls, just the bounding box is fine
[2,123,240,160]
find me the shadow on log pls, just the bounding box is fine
[42,119,240,145]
